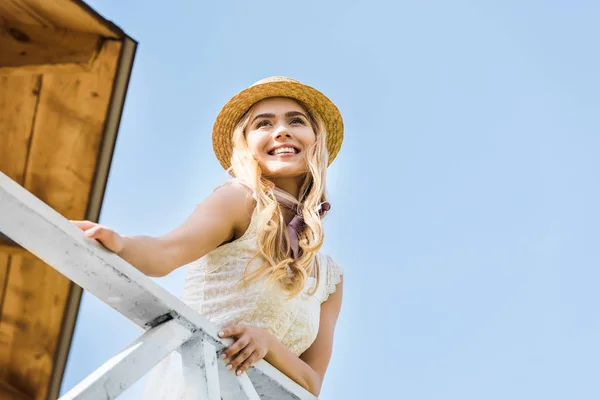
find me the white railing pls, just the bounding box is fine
[0,171,318,400]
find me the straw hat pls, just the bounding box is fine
[212,76,344,171]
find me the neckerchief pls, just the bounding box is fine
[273,187,330,259]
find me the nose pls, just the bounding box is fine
[272,124,292,140]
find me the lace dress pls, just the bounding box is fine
[141,185,343,399]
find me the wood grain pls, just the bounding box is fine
[0,0,118,37]
[0,256,60,398]
[22,41,120,216]
[0,74,40,386]
[0,19,102,75]
[0,379,31,400]
[0,74,40,184]
[0,40,121,400]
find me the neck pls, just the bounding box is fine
[268,176,304,199]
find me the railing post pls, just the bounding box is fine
[181,337,221,400]
[218,367,261,400]
[59,319,193,400]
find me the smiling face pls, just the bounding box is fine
[244,97,317,183]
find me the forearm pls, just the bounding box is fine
[118,235,173,277]
[265,336,321,396]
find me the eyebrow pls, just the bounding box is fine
[251,111,309,124]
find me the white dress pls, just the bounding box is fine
[141,183,343,399]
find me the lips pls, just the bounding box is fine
[267,144,300,156]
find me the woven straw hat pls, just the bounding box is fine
[212,76,344,171]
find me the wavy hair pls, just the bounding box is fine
[228,98,329,299]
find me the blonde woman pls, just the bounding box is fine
[73,77,344,398]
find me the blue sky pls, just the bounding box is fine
[61,1,600,399]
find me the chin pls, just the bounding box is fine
[261,162,308,178]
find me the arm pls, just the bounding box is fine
[296,276,344,396]
[74,182,255,277]
[130,182,255,276]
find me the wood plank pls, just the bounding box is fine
[0,379,32,400]
[218,367,261,400]
[0,254,10,348]
[0,234,33,258]
[0,74,40,184]
[0,255,30,400]
[22,40,121,217]
[0,0,119,37]
[0,70,38,400]
[0,19,102,75]
[61,320,193,400]
[0,241,31,258]
[0,72,39,328]
[181,338,221,400]
[0,41,121,400]
[0,0,52,27]
[0,256,66,399]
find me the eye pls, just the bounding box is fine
[290,117,306,125]
[256,120,272,128]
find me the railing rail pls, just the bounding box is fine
[0,171,317,400]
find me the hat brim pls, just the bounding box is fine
[212,79,344,171]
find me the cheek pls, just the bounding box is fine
[301,129,317,148]
[245,133,263,155]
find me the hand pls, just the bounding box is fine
[71,220,125,254]
[218,324,273,376]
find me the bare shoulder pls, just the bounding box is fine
[209,181,257,239]
[210,180,255,209]
[159,181,256,270]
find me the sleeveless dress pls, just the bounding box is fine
[141,182,343,399]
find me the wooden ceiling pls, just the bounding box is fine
[0,1,136,399]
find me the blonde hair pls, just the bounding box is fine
[228,98,329,299]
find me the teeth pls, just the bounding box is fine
[272,147,297,155]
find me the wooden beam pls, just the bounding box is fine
[0,0,121,38]
[0,74,40,185]
[0,19,102,75]
[218,364,261,400]
[0,380,32,400]
[61,319,194,399]
[0,72,40,339]
[0,256,60,399]
[20,40,121,215]
[0,253,9,339]
[0,41,121,400]
[181,338,221,400]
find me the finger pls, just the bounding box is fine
[85,225,105,238]
[86,227,116,247]
[218,324,246,339]
[236,350,260,375]
[71,220,97,230]
[222,336,250,361]
[228,344,255,373]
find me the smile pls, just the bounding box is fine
[267,146,300,156]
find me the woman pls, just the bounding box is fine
[73,76,344,397]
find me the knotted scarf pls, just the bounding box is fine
[273,188,330,259]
